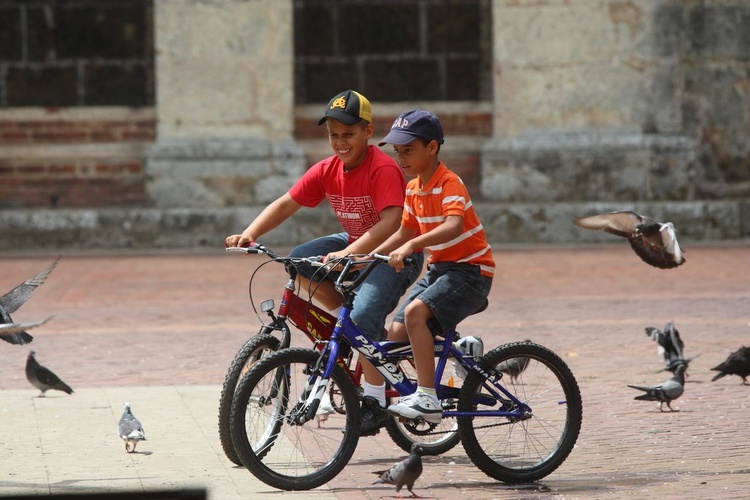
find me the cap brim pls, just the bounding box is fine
[378,130,420,147]
[318,111,360,126]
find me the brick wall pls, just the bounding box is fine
[0,108,154,208]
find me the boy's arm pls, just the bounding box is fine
[387,215,463,270]
[329,206,402,257]
[371,225,419,271]
[225,193,302,247]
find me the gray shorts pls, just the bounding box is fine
[394,262,492,336]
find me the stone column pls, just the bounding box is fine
[147,0,305,207]
[481,1,697,211]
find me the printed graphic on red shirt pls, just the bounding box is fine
[326,194,378,240]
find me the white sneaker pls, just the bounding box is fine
[387,392,442,424]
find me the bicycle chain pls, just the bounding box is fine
[406,416,516,436]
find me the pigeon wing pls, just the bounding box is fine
[574,211,644,238]
[0,258,60,315]
[118,414,146,440]
[34,364,74,394]
[0,317,51,345]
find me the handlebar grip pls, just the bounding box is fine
[370,253,416,266]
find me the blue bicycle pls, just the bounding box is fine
[229,251,582,491]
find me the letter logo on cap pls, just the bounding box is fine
[331,96,347,110]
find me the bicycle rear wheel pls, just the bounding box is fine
[457,341,582,483]
[230,347,360,491]
[218,332,281,465]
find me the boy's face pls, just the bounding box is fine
[392,138,438,177]
[326,119,374,170]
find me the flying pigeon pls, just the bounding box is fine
[0,258,59,345]
[372,443,424,498]
[628,364,686,412]
[711,346,750,385]
[118,402,147,453]
[574,211,685,269]
[315,390,336,428]
[25,350,74,397]
[645,322,699,374]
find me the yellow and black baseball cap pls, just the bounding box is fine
[318,90,373,126]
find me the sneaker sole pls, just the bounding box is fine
[386,407,442,425]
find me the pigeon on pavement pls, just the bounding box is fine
[0,258,59,345]
[372,443,424,498]
[118,402,147,453]
[497,341,533,383]
[574,211,685,269]
[628,364,686,412]
[711,347,750,385]
[645,322,699,374]
[25,350,74,397]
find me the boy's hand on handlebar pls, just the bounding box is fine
[322,250,349,263]
[387,246,413,272]
[225,234,254,248]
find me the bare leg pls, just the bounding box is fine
[402,299,435,389]
[297,277,342,310]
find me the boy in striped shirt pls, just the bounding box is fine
[373,109,494,424]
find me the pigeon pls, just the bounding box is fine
[497,340,532,383]
[645,322,699,374]
[710,346,750,385]
[372,443,424,498]
[315,390,336,428]
[628,363,686,412]
[0,258,59,345]
[574,211,685,269]
[25,350,74,397]
[118,402,147,453]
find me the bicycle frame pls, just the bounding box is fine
[232,245,399,397]
[312,256,533,421]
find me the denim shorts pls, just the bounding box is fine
[394,262,492,336]
[289,233,424,341]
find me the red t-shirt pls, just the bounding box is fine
[289,145,407,243]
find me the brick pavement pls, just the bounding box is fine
[1,244,749,499]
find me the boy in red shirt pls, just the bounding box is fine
[373,109,494,424]
[226,91,424,434]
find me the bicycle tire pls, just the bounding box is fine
[457,341,582,483]
[218,332,280,465]
[230,347,361,491]
[385,358,461,456]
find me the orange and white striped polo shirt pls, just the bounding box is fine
[401,163,495,277]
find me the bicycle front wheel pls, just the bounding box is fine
[230,347,360,491]
[457,341,582,483]
[218,332,281,465]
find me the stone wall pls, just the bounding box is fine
[483,0,750,207]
